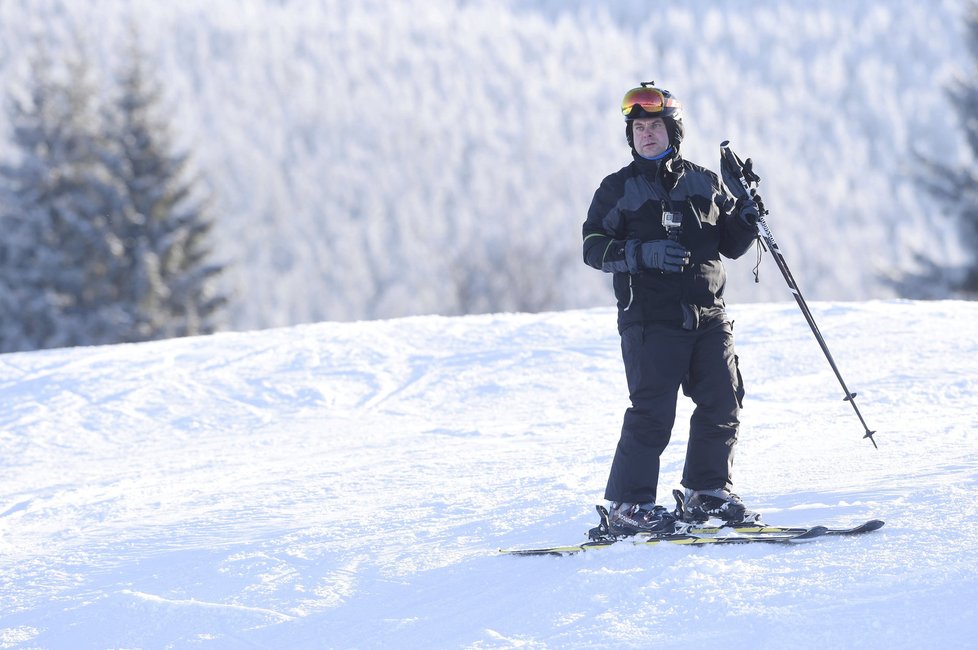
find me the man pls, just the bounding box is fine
[582,82,763,535]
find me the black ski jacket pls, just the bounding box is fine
[583,150,758,333]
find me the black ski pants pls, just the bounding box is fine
[604,319,744,505]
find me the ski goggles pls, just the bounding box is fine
[621,86,680,118]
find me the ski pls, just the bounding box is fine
[500,496,885,557]
[669,489,885,537]
[684,519,885,537]
[500,526,828,557]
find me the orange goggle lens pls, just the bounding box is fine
[621,87,678,117]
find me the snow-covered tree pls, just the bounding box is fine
[912,1,978,298]
[0,34,227,353]
[0,42,127,352]
[103,32,227,340]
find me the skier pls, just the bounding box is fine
[582,82,764,535]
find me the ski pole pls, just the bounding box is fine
[720,141,878,449]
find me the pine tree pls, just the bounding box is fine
[103,34,227,340]
[0,42,128,352]
[0,34,227,353]
[913,1,978,298]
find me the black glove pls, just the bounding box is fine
[736,196,760,227]
[626,239,690,273]
[736,190,767,227]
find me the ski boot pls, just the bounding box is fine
[678,488,762,525]
[604,501,678,536]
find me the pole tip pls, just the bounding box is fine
[864,430,879,449]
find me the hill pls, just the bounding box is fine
[1,299,976,647]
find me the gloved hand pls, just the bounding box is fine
[737,196,760,227]
[626,239,690,273]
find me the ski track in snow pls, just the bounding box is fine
[1,301,977,648]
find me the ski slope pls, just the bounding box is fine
[1,300,976,648]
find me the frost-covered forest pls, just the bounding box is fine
[0,0,970,333]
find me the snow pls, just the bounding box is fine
[2,299,977,648]
[0,0,971,328]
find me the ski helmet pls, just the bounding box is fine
[622,82,684,150]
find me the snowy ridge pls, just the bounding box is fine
[1,299,977,647]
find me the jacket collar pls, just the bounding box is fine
[632,148,683,188]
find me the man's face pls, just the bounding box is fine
[632,117,669,158]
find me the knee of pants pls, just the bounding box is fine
[684,374,744,422]
[622,409,675,448]
[690,394,740,424]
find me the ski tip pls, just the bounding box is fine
[720,139,730,148]
[791,525,829,541]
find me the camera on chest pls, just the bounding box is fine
[661,201,682,241]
